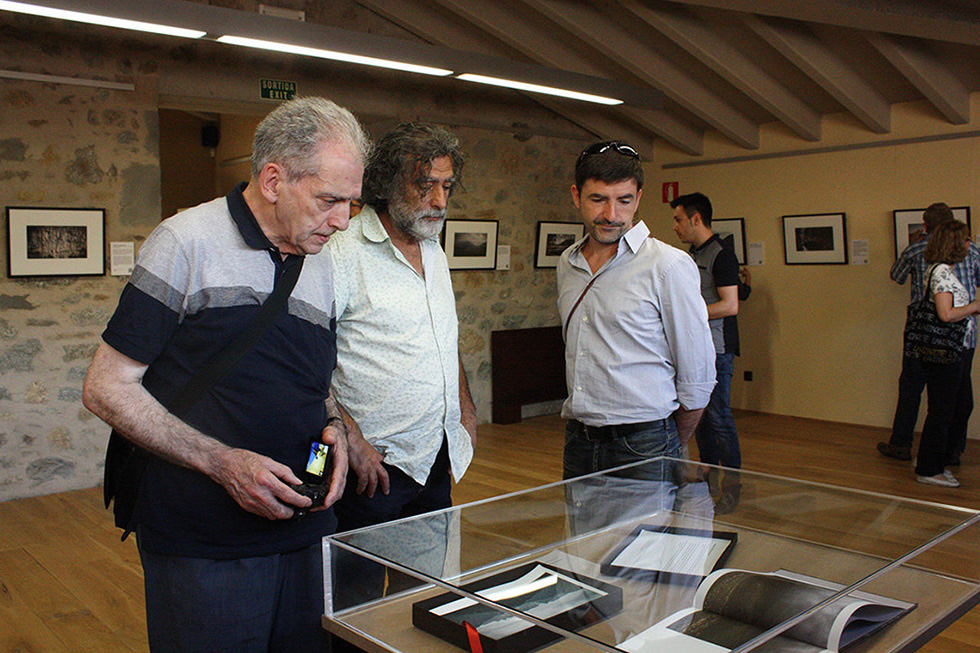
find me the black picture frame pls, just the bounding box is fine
[534,221,585,268]
[412,562,623,653]
[6,206,106,277]
[600,525,737,585]
[782,212,848,265]
[441,219,498,270]
[893,206,971,259]
[713,218,747,265]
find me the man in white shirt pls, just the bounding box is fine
[558,141,716,484]
[328,122,477,536]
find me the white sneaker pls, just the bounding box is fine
[944,468,958,482]
[917,473,960,488]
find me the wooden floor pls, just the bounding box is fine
[1,411,978,651]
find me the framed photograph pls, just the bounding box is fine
[442,219,498,270]
[534,222,584,268]
[6,206,105,277]
[412,563,622,653]
[782,213,847,265]
[893,206,970,258]
[712,218,747,265]
[600,525,737,585]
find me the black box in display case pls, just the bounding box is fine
[412,562,623,653]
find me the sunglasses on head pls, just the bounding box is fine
[576,141,640,168]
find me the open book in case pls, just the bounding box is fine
[323,457,980,652]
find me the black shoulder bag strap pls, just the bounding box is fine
[103,255,305,540]
[563,275,600,341]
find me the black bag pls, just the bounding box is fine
[103,255,304,540]
[903,265,968,365]
[103,430,149,536]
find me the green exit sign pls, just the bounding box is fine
[260,79,297,101]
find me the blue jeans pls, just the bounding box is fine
[563,418,681,481]
[890,354,926,448]
[695,352,742,469]
[563,418,681,534]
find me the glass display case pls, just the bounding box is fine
[323,457,980,652]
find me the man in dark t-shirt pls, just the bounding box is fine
[672,193,743,490]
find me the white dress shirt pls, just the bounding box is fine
[328,206,473,485]
[557,220,716,426]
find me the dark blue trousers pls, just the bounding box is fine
[916,352,972,477]
[139,541,329,652]
[891,348,974,458]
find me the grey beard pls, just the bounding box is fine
[392,209,446,242]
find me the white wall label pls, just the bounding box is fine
[110,241,134,275]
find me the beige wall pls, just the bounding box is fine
[641,96,980,433]
[160,109,218,218]
[215,114,261,197]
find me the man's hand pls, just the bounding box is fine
[209,448,311,520]
[345,418,389,498]
[673,407,705,449]
[317,419,348,510]
[459,354,477,448]
[739,266,751,286]
[84,342,314,521]
[461,412,478,448]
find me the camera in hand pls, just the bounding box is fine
[291,441,331,519]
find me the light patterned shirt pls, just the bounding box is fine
[328,206,472,485]
[929,263,975,346]
[557,221,716,426]
[892,238,980,348]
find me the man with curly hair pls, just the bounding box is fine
[327,122,477,536]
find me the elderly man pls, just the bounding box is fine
[328,122,476,534]
[83,97,368,651]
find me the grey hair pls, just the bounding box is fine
[361,122,465,214]
[251,97,371,180]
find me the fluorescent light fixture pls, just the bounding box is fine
[0,0,206,39]
[217,35,453,77]
[0,69,134,90]
[457,73,623,106]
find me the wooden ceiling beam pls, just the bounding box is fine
[617,0,821,141]
[865,31,970,125]
[659,0,980,46]
[743,14,891,133]
[519,0,759,150]
[356,0,687,153]
[420,0,704,154]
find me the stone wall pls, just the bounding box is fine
[445,128,582,423]
[0,78,161,500]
